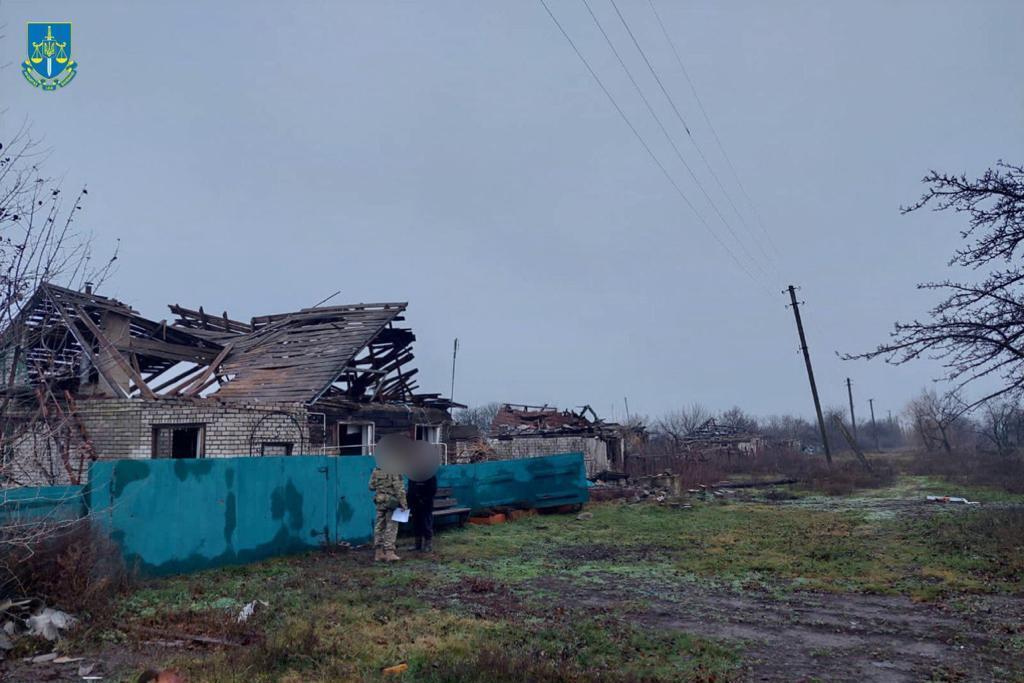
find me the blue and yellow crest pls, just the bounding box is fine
[23,23,77,91]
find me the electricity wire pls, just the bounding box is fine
[647,0,783,259]
[538,0,771,294]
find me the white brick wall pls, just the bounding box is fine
[4,398,310,486]
[485,435,609,477]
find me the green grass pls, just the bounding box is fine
[430,498,1024,596]
[78,486,1023,681]
[860,474,1024,503]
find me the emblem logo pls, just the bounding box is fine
[23,23,77,91]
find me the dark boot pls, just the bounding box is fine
[414,536,423,551]
[423,538,433,553]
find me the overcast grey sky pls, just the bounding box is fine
[2,1,1023,422]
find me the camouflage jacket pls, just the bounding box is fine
[369,468,407,510]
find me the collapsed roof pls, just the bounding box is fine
[0,282,454,408]
[683,418,758,442]
[490,403,621,437]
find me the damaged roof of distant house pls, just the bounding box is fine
[683,418,757,442]
[490,403,621,437]
[1,282,454,407]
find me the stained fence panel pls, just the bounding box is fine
[81,452,588,576]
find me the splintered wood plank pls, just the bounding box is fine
[181,342,234,397]
[71,304,158,400]
[45,294,129,398]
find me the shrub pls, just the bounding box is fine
[718,447,897,495]
[0,519,129,618]
[905,450,1024,494]
[924,508,1024,577]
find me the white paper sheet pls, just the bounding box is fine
[391,507,410,523]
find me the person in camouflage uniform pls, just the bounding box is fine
[369,466,407,562]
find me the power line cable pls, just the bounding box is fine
[538,0,769,294]
[579,0,772,284]
[647,0,783,259]
[608,0,779,274]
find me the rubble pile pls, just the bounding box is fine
[589,470,782,506]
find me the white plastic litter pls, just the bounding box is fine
[25,608,77,641]
[236,599,269,623]
[926,495,980,505]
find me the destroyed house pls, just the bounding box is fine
[0,283,457,486]
[681,418,765,458]
[486,403,627,477]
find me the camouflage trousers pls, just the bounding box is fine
[373,507,399,552]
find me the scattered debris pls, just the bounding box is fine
[26,607,77,641]
[576,511,593,521]
[236,599,269,623]
[469,512,506,525]
[927,495,981,505]
[593,470,629,483]
[26,652,58,663]
[382,662,409,675]
[0,598,78,657]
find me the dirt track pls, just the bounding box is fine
[545,574,1024,682]
[430,563,1023,682]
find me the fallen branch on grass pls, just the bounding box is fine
[116,623,242,648]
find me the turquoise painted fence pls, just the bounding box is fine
[84,452,588,575]
[0,485,85,526]
[439,455,590,511]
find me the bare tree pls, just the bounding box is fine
[904,389,969,455]
[655,402,712,449]
[0,120,121,581]
[453,402,502,434]
[847,162,1024,411]
[977,400,1024,457]
[0,121,116,488]
[761,413,819,446]
[718,406,758,433]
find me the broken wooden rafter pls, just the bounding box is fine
[180,342,234,397]
[71,304,158,400]
[45,295,130,399]
[148,363,206,394]
[121,337,221,364]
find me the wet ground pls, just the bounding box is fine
[430,555,1024,682]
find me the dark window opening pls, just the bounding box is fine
[152,424,205,459]
[415,425,439,443]
[261,442,293,456]
[337,422,373,456]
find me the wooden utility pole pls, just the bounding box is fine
[868,398,880,451]
[832,414,873,472]
[450,338,459,403]
[786,286,831,464]
[846,378,857,442]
